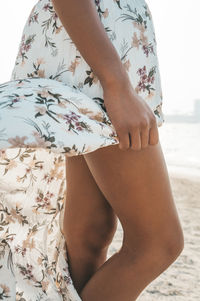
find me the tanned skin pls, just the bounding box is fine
[52,1,184,300]
[52,0,159,151]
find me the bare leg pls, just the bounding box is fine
[80,141,184,301]
[63,154,118,293]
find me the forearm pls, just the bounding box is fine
[52,0,130,87]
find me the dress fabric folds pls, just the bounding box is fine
[0,0,165,299]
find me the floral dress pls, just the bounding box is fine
[0,0,165,300]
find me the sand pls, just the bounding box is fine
[106,172,200,300]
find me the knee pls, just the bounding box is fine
[123,224,184,268]
[84,215,118,252]
[65,213,118,253]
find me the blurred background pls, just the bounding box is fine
[0,1,200,299]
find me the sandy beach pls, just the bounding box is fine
[107,172,200,300]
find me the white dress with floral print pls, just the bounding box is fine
[0,0,165,299]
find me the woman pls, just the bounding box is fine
[1,0,184,300]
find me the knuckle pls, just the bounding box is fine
[128,122,138,131]
[116,125,127,134]
[140,119,148,129]
[150,115,157,124]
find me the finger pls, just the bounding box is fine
[140,126,150,149]
[149,122,159,145]
[118,130,130,151]
[129,127,141,151]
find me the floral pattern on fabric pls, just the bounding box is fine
[0,148,82,300]
[10,0,165,126]
[0,0,165,299]
[0,77,119,155]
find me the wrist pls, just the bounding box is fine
[98,65,131,90]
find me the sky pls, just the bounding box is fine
[0,0,199,115]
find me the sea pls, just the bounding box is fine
[159,119,200,180]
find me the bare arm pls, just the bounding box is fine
[52,0,129,87]
[52,0,158,150]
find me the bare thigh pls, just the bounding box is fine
[83,141,184,256]
[63,154,118,252]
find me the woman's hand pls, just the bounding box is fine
[51,0,159,151]
[103,81,159,151]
